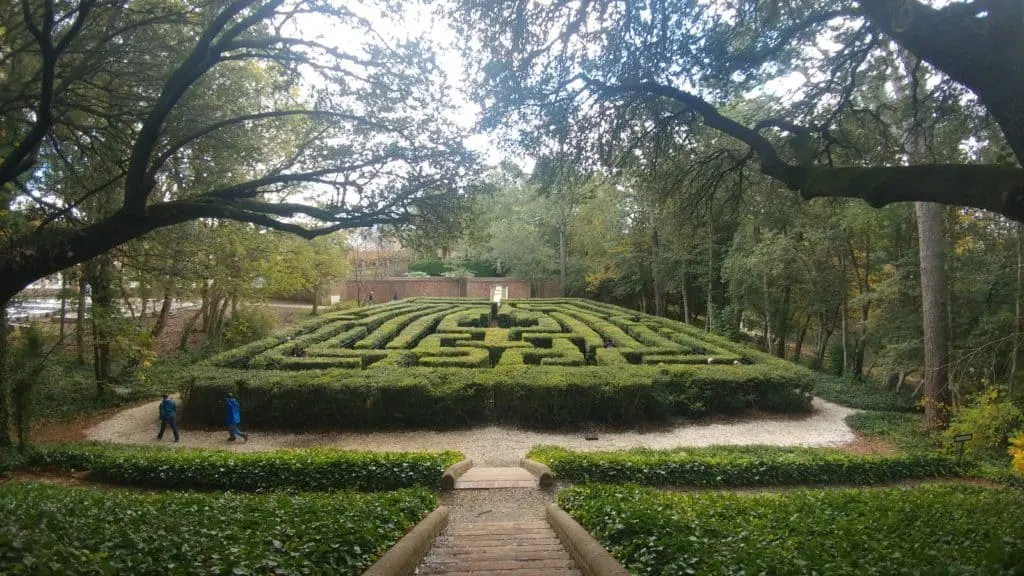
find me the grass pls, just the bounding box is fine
[811,373,919,412]
[845,411,940,453]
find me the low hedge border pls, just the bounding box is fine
[527,445,962,487]
[21,443,463,492]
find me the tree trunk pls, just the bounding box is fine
[680,267,691,324]
[1013,221,1024,394]
[706,202,714,333]
[87,256,116,393]
[558,226,567,297]
[916,201,952,429]
[0,304,11,448]
[650,225,665,317]
[312,284,320,316]
[150,290,173,338]
[75,273,87,364]
[840,252,849,375]
[58,273,68,340]
[793,314,811,362]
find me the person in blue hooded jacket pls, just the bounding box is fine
[157,394,179,442]
[225,392,249,442]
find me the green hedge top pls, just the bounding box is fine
[528,445,961,487]
[0,483,436,576]
[557,483,1024,576]
[23,443,463,492]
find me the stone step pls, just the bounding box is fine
[454,467,538,489]
[418,518,579,576]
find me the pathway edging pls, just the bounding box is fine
[362,506,449,576]
[546,504,630,576]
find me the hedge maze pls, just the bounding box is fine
[187,299,814,429]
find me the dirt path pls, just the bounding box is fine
[85,398,860,465]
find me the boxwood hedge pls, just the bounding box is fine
[181,362,812,430]
[0,483,435,576]
[186,298,815,430]
[22,443,462,491]
[528,445,961,487]
[557,484,1024,575]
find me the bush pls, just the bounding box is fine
[528,445,960,487]
[0,483,435,575]
[22,443,462,491]
[557,484,1024,575]
[191,298,815,429]
[221,306,277,347]
[811,373,918,412]
[182,362,813,430]
[942,389,1023,461]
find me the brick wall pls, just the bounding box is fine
[333,277,561,302]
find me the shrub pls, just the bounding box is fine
[942,389,1023,461]
[182,363,812,430]
[22,443,462,491]
[557,484,1024,575]
[221,306,277,347]
[0,483,435,575]
[528,445,960,487]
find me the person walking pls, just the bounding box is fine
[157,394,179,442]
[367,290,375,305]
[225,392,249,442]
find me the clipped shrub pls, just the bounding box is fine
[0,483,435,575]
[942,389,1023,460]
[528,445,960,487]
[557,484,1024,575]
[23,443,462,491]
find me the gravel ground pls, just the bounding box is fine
[85,398,858,465]
[439,488,555,523]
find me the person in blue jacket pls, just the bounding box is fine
[157,394,179,442]
[225,392,249,442]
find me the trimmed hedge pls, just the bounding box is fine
[557,484,1024,575]
[528,445,961,487]
[0,483,435,575]
[22,443,462,491]
[190,298,815,429]
[183,362,813,430]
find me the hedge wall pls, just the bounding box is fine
[22,443,462,491]
[528,445,962,487]
[181,362,812,430]
[187,298,815,430]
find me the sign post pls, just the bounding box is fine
[953,433,973,466]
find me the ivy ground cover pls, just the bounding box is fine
[529,445,960,487]
[185,298,813,429]
[0,483,436,576]
[558,484,1024,575]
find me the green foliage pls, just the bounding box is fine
[188,298,814,429]
[942,389,1023,461]
[221,307,278,348]
[22,443,461,492]
[557,484,1024,575]
[811,373,918,412]
[408,258,450,276]
[528,445,960,487]
[182,362,811,430]
[845,411,940,454]
[0,483,435,575]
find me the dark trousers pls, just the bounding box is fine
[158,418,179,441]
[227,423,247,440]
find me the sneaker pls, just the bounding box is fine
[228,437,237,442]
[242,434,249,442]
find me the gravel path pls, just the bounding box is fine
[85,398,858,465]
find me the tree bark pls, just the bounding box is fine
[87,256,116,392]
[650,225,665,316]
[840,251,849,375]
[793,314,811,362]
[916,201,952,429]
[0,305,11,448]
[1013,221,1024,394]
[58,273,68,340]
[75,274,87,365]
[312,284,320,316]
[680,267,691,324]
[706,201,714,332]
[150,290,173,338]
[558,226,568,297]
